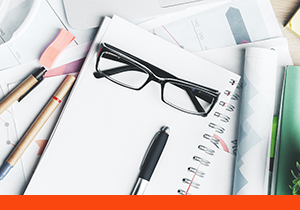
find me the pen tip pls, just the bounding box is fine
[161,126,170,134]
[0,162,13,180]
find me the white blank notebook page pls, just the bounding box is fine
[24,16,239,195]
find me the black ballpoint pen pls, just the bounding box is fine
[131,126,170,195]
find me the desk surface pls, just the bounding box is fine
[271,0,300,65]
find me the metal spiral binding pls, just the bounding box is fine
[237,81,243,89]
[193,156,210,166]
[203,133,220,148]
[229,79,238,86]
[209,122,225,134]
[229,79,243,89]
[178,167,206,194]
[231,139,238,155]
[224,90,240,100]
[178,155,212,193]
[182,178,200,189]
[188,167,205,178]
[219,101,235,112]
[198,145,215,155]
[177,78,241,195]
[177,189,192,195]
[214,112,230,123]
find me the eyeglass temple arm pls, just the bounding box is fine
[186,90,205,113]
[143,64,218,106]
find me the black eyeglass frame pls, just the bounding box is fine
[94,43,220,117]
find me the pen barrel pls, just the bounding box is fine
[0,75,37,115]
[139,131,168,181]
[131,178,149,195]
[7,98,60,166]
[6,75,76,166]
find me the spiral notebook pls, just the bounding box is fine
[24,16,240,195]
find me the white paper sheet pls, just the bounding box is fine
[194,38,293,162]
[195,38,293,116]
[233,47,278,195]
[24,16,239,195]
[140,0,282,53]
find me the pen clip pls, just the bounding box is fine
[18,77,44,102]
[18,67,47,102]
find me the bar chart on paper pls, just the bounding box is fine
[151,0,269,52]
[225,7,251,45]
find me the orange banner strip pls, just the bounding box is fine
[0,195,296,209]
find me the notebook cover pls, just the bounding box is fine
[275,65,300,195]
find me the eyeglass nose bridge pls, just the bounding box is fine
[150,73,167,85]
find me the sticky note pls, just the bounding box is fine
[285,7,300,39]
[39,28,75,69]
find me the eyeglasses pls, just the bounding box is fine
[93,43,220,117]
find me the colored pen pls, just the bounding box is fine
[0,67,47,115]
[0,75,76,180]
[131,126,170,195]
[0,28,75,115]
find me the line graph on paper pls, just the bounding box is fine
[0,85,49,194]
[151,0,269,52]
[0,111,16,147]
